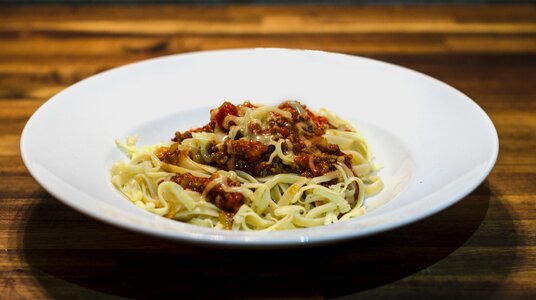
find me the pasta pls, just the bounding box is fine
[111,101,383,231]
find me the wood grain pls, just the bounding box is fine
[0,4,535,299]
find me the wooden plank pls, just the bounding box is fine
[2,19,535,35]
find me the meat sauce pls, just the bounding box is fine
[157,101,353,212]
[169,173,244,212]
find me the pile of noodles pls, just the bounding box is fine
[111,103,383,231]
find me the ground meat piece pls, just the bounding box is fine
[172,121,215,143]
[169,173,244,212]
[268,158,287,174]
[154,146,169,161]
[342,153,353,169]
[311,155,338,176]
[207,174,244,212]
[214,192,244,212]
[172,131,192,143]
[292,153,347,177]
[248,122,262,134]
[278,101,309,121]
[194,121,215,133]
[209,143,228,165]
[272,117,293,137]
[312,137,342,154]
[170,173,209,193]
[290,137,308,153]
[266,114,293,137]
[278,127,290,138]
[226,140,268,161]
[156,143,183,166]
[310,113,330,131]
[293,154,313,177]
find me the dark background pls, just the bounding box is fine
[1,0,534,4]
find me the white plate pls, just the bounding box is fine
[21,49,498,248]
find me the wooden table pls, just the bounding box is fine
[1,4,535,299]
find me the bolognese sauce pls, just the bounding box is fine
[157,100,355,212]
